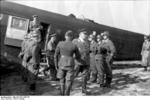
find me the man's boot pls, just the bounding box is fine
[104,77,112,88]
[82,76,87,94]
[90,73,97,83]
[29,83,36,91]
[144,66,147,71]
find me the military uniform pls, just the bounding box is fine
[18,38,29,82]
[28,16,43,42]
[19,37,41,91]
[89,40,97,82]
[54,36,81,95]
[19,15,42,90]
[141,40,150,70]
[95,41,107,86]
[24,40,41,90]
[72,38,90,93]
[47,39,57,80]
[102,38,116,87]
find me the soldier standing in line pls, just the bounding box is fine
[141,35,150,71]
[46,33,58,80]
[54,30,81,96]
[101,31,116,88]
[89,34,97,83]
[95,34,107,87]
[72,28,90,94]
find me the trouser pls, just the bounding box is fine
[21,61,28,82]
[47,56,57,79]
[142,51,150,71]
[90,54,97,82]
[105,56,113,86]
[74,65,89,92]
[57,68,74,96]
[26,63,39,90]
[95,55,106,85]
[49,65,57,79]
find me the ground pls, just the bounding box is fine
[1,62,150,96]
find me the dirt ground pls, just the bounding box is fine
[1,62,150,96]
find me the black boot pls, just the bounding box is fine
[82,77,87,94]
[90,73,97,83]
[29,83,36,91]
[144,66,147,71]
[104,77,112,88]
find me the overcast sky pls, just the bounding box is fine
[9,0,150,35]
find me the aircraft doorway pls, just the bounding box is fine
[40,22,49,49]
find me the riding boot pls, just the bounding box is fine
[144,66,147,71]
[104,77,112,88]
[90,73,97,83]
[29,83,36,91]
[82,76,87,94]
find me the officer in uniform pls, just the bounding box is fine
[95,34,107,87]
[54,30,81,95]
[46,34,58,80]
[141,35,150,71]
[72,28,90,94]
[89,34,97,83]
[101,31,116,88]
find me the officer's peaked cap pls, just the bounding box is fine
[65,30,73,37]
[102,31,110,37]
[78,28,88,34]
[32,15,38,18]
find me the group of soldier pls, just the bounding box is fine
[18,15,116,95]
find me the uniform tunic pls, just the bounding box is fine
[54,40,81,80]
[102,39,116,57]
[72,38,90,66]
[89,40,97,81]
[29,21,42,42]
[90,41,97,69]
[72,38,90,91]
[141,41,150,66]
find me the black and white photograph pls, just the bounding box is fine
[0,0,150,98]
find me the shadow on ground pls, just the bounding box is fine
[75,70,149,96]
[112,64,144,70]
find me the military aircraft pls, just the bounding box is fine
[0,1,144,61]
